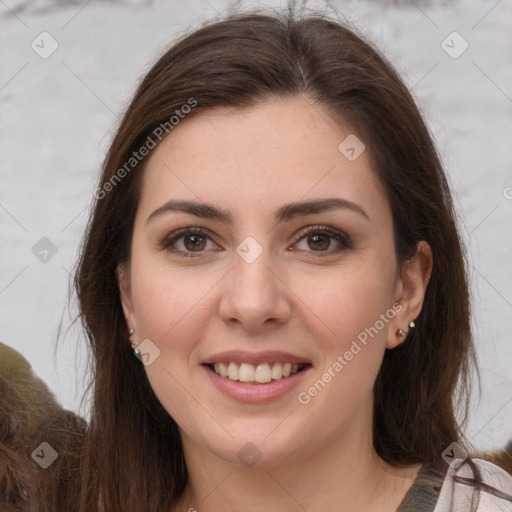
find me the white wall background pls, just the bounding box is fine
[1,0,511,452]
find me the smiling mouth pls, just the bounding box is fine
[205,361,310,384]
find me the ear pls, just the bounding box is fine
[116,262,137,334]
[387,241,433,349]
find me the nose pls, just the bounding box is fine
[218,244,292,333]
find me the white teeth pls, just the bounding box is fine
[254,363,272,383]
[271,362,283,380]
[227,362,239,380]
[238,363,255,382]
[211,361,305,382]
[219,362,228,378]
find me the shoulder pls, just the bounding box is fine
[434,458,512,511]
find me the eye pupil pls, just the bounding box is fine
[185,234,206,251]
[309,234,329,251]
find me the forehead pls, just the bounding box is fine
[137,96,387,224]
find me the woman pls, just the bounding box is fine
[3,6,512,512]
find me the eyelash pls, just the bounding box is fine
[159,225,352,258]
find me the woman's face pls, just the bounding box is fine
[118,96,427,467]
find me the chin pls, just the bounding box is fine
[191,423,313,469]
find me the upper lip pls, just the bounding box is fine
[203,350,312,366]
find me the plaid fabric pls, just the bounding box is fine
[396,459,512,511]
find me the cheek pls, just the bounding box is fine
[294,259,395,399]
[129,249,213,343]
[294,315,387,429]
[297,259,395,342]
[128,258,210,422]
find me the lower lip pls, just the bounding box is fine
[203,364,311,403]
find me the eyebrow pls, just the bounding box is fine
[146,197,370,225]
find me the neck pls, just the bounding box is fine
[172,403,421,512]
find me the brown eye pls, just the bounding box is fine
[293,225,352,255]
[183,234,207,251]
[161,227,217,257]
[307,233,331,251]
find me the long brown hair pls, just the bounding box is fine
[70,5,478,510]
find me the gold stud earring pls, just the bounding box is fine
[409,320,416,329]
